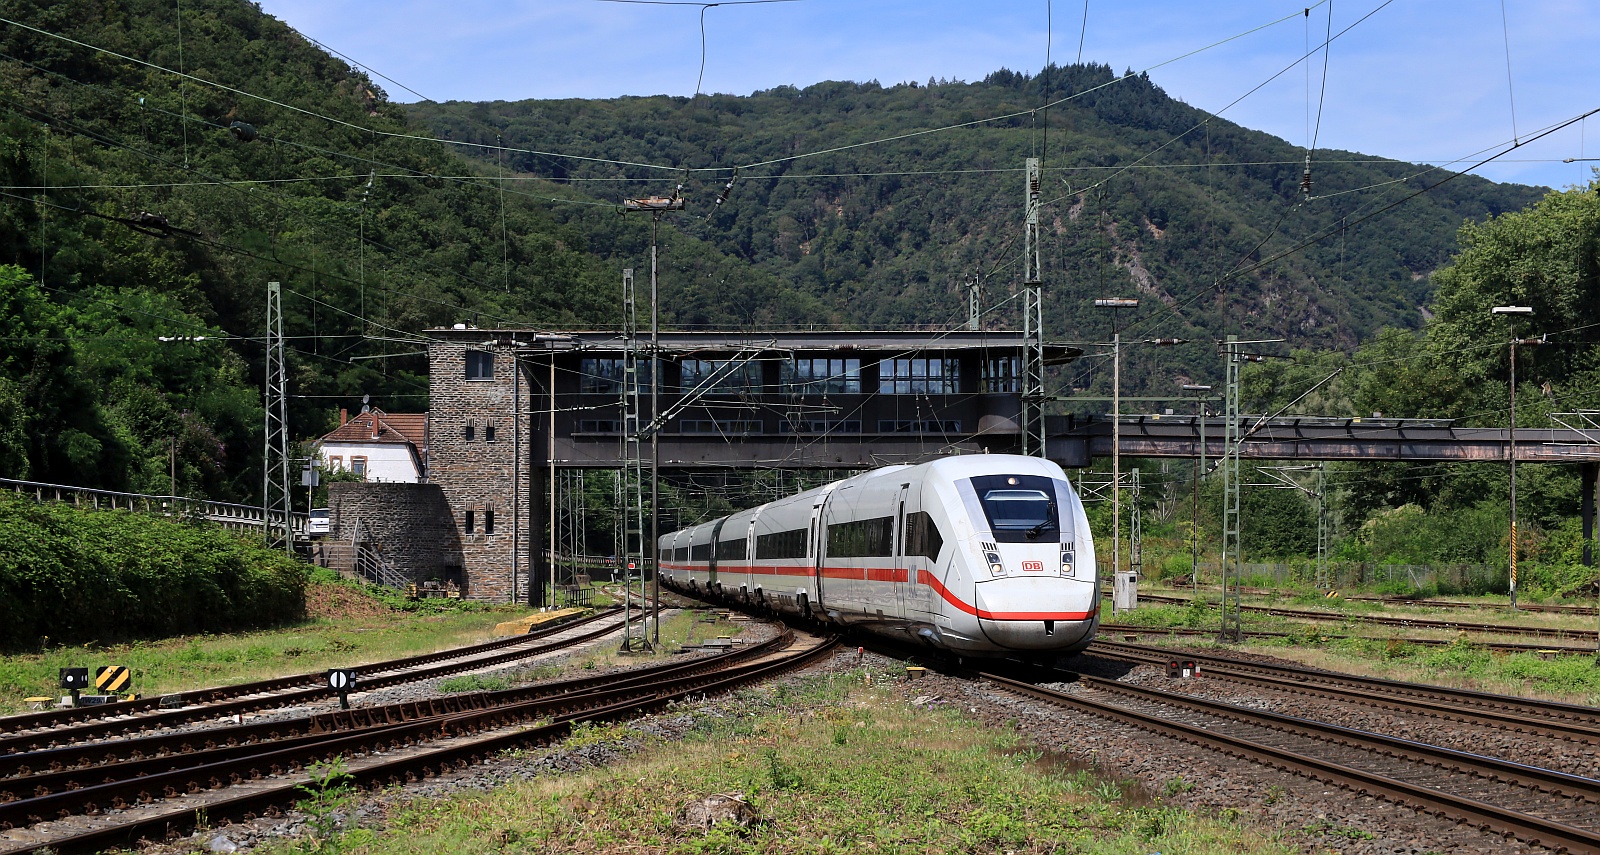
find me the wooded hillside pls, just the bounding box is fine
[0,0,1555,506]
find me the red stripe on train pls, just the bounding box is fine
[916,569,1096,621]
[665,563,1093,622]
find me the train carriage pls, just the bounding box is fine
[659,454,1098,658]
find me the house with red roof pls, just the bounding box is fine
[317,408,428,483]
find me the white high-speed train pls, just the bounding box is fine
[658,454,1099,658]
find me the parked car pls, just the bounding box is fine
[307,508,330,537]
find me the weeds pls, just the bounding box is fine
[294,757,357,854]
[437,674,511,693]
[762,747,805,791]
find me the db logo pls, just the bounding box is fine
[1020,560,1044,571]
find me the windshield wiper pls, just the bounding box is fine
[1025,503,1057,539]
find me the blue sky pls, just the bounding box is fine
[256,0,1600,190]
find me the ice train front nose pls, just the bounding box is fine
[972,576,1098,650]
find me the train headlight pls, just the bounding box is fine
[985,551,1005,576]
[1060,551,1075,576]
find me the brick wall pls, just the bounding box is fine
[426,334,539,602]
[327,482,464,585]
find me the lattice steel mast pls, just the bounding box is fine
[262,281,292,552]
[1021,158,1046,457]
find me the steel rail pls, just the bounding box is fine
[0,608,621,736]
[1098,623,1599,655]
[1,630,787,788]
[1089,640,1600,731]
[0,632,800,829]
[982,672,1600,854]
[5,635,838,855]
[0,609,626,754]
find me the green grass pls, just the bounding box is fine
[437,674,514,693]
[260,671,1294,855]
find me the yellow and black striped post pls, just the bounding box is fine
[94,666,131,694]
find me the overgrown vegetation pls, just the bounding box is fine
[0,490,306,650]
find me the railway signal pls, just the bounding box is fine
[327,668,357,709]
[59,667,89,706]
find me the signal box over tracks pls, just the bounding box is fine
[424,327,1078,603]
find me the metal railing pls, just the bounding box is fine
[0,476,306,536]
[342,520,409,590]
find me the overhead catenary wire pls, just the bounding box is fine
[1112,104,1600,351]
[1039,0,1389,213]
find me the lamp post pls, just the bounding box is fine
[1491,305,1534,610]
[1182,384,1213,600]
[1093,297,1139,613]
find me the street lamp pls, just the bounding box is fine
[1491,305,1534,610]
[1182,384,1213,600]
[1093,297,1139,613]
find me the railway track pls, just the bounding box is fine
[1089,639,1600,744]
[985,670,1600,853]
[0,628,836,855]
[0,608,627,751]
[1166,585,1599,616]
[1099,622,1600,656]
[1133,593,1598,641]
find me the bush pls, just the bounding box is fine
[0,493,306,650]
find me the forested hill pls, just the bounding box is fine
[0,0,1551,503]
[408,67,1545,357]
[0,0,812,497]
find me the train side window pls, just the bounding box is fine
[717,537,748,562]
[691,541,713,562]
[827,516,893,557]
[904,511,944,561]
[756,528,807,560]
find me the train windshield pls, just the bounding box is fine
[971,473,1061,542]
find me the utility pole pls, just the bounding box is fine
[1093,298,1139,613]
[1220,336,1243,642]
[263,281,292,552]
[619,267,647,649]
[1182,384,1212,602]
[1315,462,1330,591]
[1492,304,1536,610]
[624,192,684,647]
[1217,337,1284,640]
[1020,158,1046,458]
